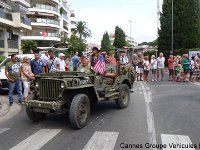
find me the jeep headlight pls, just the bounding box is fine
[35,82,39,88]
[80,80,87,85]
[60,82,65,89]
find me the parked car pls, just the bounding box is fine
[0,54,35,93]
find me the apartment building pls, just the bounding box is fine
[21,0,76,49]
[0,0,32,56]
[109,33,137,47]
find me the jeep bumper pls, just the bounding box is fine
[27,100,62,111]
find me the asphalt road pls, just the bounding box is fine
[0,80,200,150]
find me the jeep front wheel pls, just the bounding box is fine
[69,94,90,129]
[115,84,130,109]
[26,107,46,122]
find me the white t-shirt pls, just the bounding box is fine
[41,55,49,66]
[143,60,150,70]
[59,59,66,71]
[47,57,60,72]
[157,57,165,68]
[120,56,129,64]
[151,59,158,69]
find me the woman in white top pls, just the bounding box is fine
[21,56,35,102]
[143,56,150,82]
[150,55,158,81]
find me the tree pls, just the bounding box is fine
[21,40,37,54]
[101,31,111,50]
[113,26,126,48]
[67,34,86,55]
[158,0,200,55]
[73,21,91,40]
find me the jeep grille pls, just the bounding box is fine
[38,80,61,100]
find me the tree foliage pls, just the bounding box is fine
[21,40,37,54]
[158,0,200,55]
[67,34,86,55]
[101,31,111,50]
[73,21,91,40]
[113,26,126,48]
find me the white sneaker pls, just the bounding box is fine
[155,79,157,82]
[152,79,154,81]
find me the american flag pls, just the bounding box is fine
[93,54,105,74]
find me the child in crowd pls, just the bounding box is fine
[176,64,183,82]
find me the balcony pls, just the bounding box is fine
[62,2,70,12]
[8,40,18,49]
[29,4,60,17]
[0,8,13,26]
[11,0,30,7]
[22,32,60,41]
[12,13,32,30]
[31,18,60,29]
[0,40,4,48]
[63,14,69,22]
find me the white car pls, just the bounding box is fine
[0,54,35,93]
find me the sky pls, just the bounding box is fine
[69,0,160,45]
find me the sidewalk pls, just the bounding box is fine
[0,95,22,123]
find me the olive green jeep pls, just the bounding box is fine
[26,63,136,129]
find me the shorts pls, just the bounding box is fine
[137,68,144,74]
[157,68,164,75]
[152,69,157,74]
[169,69,174,76]
[173,70,177,76]
[184,69,190,74]
[144,70,149,76]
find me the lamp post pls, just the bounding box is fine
[171,0,173,55]
[128,20,132,46]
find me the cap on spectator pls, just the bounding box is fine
[59,53,65,57]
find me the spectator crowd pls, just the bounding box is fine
[131,52,200,83]
[4,46,200,106]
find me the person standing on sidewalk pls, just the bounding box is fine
[137,53,144,81]
[21,56,35,102]
[143,56,150,82]
[150,55,157,81]
[181,54,190,82]
[5,54,23,106]
[157,52,165,81]
[30,52,45,75]
[168,55,174,81]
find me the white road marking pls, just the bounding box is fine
[139,82,157,150]
[9,129,61,150]
[0,128,10,134]
[82,131,119,150]
[161,134,195,150]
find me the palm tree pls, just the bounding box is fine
[21,40,37,54]
[73,21,91,40]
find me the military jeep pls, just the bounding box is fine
[26,63,136,129]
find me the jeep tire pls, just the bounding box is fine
[69,94,90,129]
[26,107,47,122]
[115,84,130,109]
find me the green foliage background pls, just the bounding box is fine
[158,0,200,55]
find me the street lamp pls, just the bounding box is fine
[128,20,132,46]
[171,0,173,55]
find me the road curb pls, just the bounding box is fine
[0,100,9,119]
[0,96,22,123]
